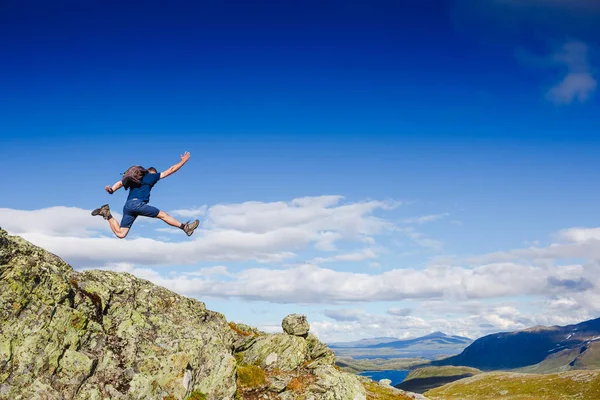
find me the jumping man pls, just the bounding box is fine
[91,151,200,238]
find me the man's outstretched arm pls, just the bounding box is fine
[105,180,123,194]
[160,151,191,179]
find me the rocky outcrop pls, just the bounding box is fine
[232,315,366,399]
[0,230,236,399]
[0,229,418,399]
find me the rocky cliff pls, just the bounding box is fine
[0,229,421,400]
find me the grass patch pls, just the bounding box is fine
[404,366,481,382]
[362,380,414,400]
[234,353,244,364]
[285,373,317,393]
[186,391,207,400]
[237,364,267,388]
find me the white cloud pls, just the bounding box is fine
[387,307,413,317]
[0,206,113,237]
[403,213,450,225]
[396,227,444,251]
[323,308,366,322]
[546,41,597,105]
[309,248,377,265]
[182,265,232,277]
[92,259,594,305]
[6,197,600,340]
[468,227,600,264]
[517,41,596,105]
[170,205,208,218]
[1,196,399,267]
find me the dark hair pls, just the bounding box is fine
[148,167,157,173]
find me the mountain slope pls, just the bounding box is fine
[517,340,600,374]
[437,318,600,370]
[0,229,417,400]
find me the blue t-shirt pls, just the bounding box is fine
[127,172,160,202]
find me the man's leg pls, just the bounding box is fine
[107,217,130,239]
[92,204,131,239]
[156,210,183,228]
[155,210,200,236]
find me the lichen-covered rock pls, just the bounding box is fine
[268,375,291,393]
[282,314,310,337]
[307,365,366,399]
[229,321,264,352]
[0,230,236,400]
[305,333,336,368]
[239,334,308,371]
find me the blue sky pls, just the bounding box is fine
[1,0,600,342]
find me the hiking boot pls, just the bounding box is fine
[91,204,112,220]
[183,219,200,236]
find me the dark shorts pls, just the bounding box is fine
[120,199,160,229]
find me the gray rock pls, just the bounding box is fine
[308,365,366,399]
[379,378,392,386]
[305,333,336,368]
[0,230,237,400]
[282,313,310,337]
[269,376,291,393]
[240,334,308,371]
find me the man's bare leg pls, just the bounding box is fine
[157,211,184,228]
[157,211,200,236]
[107,217,130,239]
[92,204,129,239]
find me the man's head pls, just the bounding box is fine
[148,167,157,174]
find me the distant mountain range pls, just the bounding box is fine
[436,317,600,371]
[328,337,400,348]
[330,331,473,360]
[366,331,472,350]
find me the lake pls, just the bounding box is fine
[358,370,409,386]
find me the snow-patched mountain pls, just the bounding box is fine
[437,317,600,371]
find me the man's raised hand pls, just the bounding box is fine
[105,185,114,194]
[181,151,191,163]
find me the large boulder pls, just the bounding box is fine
[0,230,237,400]
[282,314,310,337]
[307,365,366,399]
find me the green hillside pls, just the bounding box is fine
[425,370,600,400]
[395,366,481,393]
[404,366,482,381]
